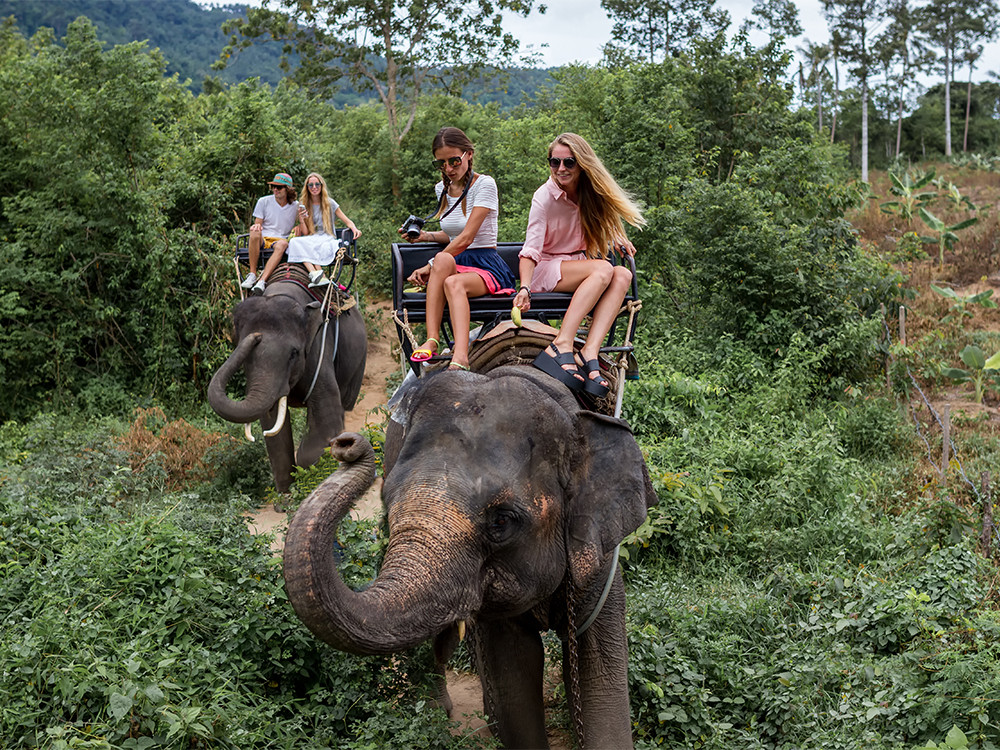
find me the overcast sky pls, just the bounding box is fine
[502,0,1000,83]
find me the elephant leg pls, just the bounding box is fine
[564,573,633,750]
[297,379,344,469]
[263,403,295,494]
[473,616,548,750]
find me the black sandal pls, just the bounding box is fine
[580,358,610,397]
[533,343,585,392]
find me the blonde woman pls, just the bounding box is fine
[252,173,361,294]
[515,133,645,396]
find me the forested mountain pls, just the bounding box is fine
[0,0,555,103]
[0,0,288,91]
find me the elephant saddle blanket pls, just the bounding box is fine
[271,263,356,316]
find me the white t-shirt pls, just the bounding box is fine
[306,197,341,236]
[252,195,300,237]
[435,174,498,248]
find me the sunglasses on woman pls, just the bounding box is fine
[307,182,322,187]
[433,153,467,170]
[548,157,578,169]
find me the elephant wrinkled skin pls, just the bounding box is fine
[208,278,366,492]
[283,366,657,749]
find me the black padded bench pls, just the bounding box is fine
[391,241,639,368]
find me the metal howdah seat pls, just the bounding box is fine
[233,228,359,296]
[391,241,640,376]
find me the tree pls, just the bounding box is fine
[916,0,999,157]
[218,0,539,199]
[875,0,932,158]
[961,43,984,151]
[749,0,803,40]
[798,39,830,132]
[823,0,883,182]
[600,0,729,62]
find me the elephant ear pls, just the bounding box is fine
[565,412,657,591]
[305,301,324,349]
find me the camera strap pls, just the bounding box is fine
[435,171,476,222]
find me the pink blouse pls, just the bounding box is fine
[518,178,587,292]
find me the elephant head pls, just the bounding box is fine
[283,366,656,748]
[208,280,366,493]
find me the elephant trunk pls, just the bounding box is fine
[283,434,479,655]
[207,333,285,424]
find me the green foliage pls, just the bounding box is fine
[930,284,998,324]
[881,167,937,220]
[941,345,1000,403]
[0,413,467,748]
[917,207,979,271]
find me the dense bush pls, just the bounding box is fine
[0,413,477,748]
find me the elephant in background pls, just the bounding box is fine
[282,366,657,749]
[208,275,366,493]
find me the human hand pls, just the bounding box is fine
[249,224,262,235]
[513,286,531,312]
[407,265,430,286]
[617,239,636,257]
[349,224,362,240]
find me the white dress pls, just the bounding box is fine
[286,197,341,265]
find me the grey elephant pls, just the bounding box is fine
[208,274,366,493]
[282,366,656,749]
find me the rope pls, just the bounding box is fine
[392,308,420,351]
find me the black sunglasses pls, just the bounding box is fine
[433,154,466,170]
[548,157,578,169]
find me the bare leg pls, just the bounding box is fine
[579,264,632,362]
[259,239,289,282]
[416,251,457,353]
[247,227,263,275]
[550,260,615,355]
[443,272,488,368]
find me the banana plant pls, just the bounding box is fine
[942,345,1000,403]
[881,167,937,220]
[930,284,997,323]
[917,207,978,270]
[939,180,978,211]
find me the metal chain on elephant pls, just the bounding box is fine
[565,582,585,749]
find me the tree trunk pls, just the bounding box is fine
[964,73,972,152]
[944,51,953,157]
[861,77,869,182]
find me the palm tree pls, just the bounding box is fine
[798,39,831,132]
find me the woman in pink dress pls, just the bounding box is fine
[514,133,645,396]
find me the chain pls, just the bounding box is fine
[565,581,585,749]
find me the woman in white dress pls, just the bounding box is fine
[285,173,361,288]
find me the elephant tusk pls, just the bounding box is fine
[263,396,288,437]
[244,423,255,443]
[457,620,466,642]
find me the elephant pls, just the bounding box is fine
[282,365,657,749]
[208,272,366,493]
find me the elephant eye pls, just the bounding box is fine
[486,508,519,543]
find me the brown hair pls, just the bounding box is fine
[432,127,476,218]
[549,133,645,258]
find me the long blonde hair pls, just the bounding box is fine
[300,172,334,235]
[550,133,645,259]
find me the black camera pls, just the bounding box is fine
[402,215,425,241]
